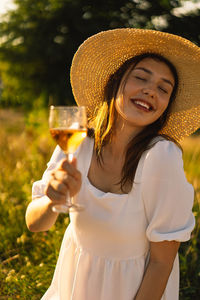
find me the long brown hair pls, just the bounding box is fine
[89,53,179,192]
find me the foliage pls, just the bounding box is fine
[0,0,200,109]
[0,0,125,109]
[0,109,200,298]
[179,138,200,299]
[120,0,200,44]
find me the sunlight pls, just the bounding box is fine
[0,0,16,16]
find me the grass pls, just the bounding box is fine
[0,108,199,299]
[0,108,68,299]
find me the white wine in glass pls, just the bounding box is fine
[49,106,87,213]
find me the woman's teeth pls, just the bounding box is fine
[134,100,151,110]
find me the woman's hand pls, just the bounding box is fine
[26,157,82,232]
[44,157,82,207]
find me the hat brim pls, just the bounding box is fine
[70,28,200,141]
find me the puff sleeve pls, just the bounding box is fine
[141,140,195,242]
[32,146,65,200]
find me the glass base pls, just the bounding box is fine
[52,204,69,214]
[52,203,84,213]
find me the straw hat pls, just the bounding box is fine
[70,28,200,141]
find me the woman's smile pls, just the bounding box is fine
[130,98,154,112]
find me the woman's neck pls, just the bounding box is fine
[105,117,144,158]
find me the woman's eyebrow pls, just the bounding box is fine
[134,67,152,75]
[134,67,174,88]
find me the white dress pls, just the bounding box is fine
[32,137,195,300]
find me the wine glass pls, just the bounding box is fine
[49,105,87,213]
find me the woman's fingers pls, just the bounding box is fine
[50,177,68,195]
[65,173,82,197]
[58,158,81,181]
[53,170,68,184]
[53,169,81,185]
[45,158,82,201]
[53,171,81,197]
[44,184,67,204]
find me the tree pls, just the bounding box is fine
[0,0,126,108]
[119,0,200,45]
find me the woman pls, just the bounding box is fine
[26,28,200,300]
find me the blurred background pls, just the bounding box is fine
[0,0,199,299]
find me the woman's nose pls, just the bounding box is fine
[142,87,156,98]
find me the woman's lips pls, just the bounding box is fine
[131,99,154,112]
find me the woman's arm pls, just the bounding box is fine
[134,240,180,300]
[25,158,82,232]
[25,195,60,232]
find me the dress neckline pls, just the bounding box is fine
[84,138,145,197]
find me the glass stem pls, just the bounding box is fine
[66,152,73,207]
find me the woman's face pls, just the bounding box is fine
[115,57,175,129]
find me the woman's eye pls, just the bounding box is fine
[159,86,168,94]
[135,76,146,81]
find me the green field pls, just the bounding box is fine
[0,109,200,299]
